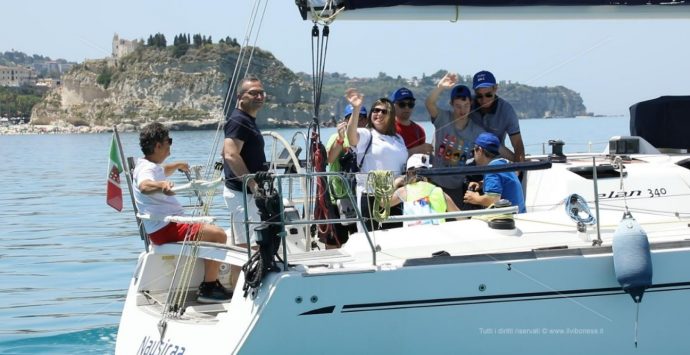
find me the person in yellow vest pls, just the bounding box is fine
[390,154,460,226]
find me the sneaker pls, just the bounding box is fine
[197,280,232,304]
[213,280,233,297]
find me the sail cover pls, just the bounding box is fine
[296,0,690,21]
[630,96,690,151]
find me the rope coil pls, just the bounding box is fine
[565,193,596,225]
[367,170,395,223]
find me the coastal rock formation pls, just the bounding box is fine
[31,44,313,129]
[29,45,587,130]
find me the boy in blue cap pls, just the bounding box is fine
[425,72,486,208]
[391,87,433,155]
[463,132,526,213]
[470,70,525,164]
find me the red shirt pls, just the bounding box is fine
[395,120,426,149]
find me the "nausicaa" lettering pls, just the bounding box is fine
[137,336,186,355]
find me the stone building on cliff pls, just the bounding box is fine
[112,34,141,59]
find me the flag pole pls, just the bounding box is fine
[113,125,150,252]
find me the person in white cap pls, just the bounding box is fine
[390,154,460,226]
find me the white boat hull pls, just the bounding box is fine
[116,236,690,354]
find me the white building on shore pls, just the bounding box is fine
[0,65,35,87]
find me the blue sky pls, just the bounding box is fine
[3,0,689,115]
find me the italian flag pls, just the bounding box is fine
[107,134,123,211]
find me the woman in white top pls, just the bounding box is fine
[345,88,408,231]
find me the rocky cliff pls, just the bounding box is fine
[30,43,313,129]
[30,44,587,130]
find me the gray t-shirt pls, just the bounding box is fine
[431,109,485,189]
[470,96,520,144]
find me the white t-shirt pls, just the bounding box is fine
[132,158,184,233]
[355,128,408,194]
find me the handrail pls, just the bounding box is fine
[232,170,519,268]
[418,160,552,177]
[380,206,519,224]
[223,206,518,227]
[238,170,378,267]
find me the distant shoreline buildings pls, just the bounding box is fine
[0,64,34,87]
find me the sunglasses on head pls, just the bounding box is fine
[372,108,389,115]
[475,93,494,100]
[396,101,415,109]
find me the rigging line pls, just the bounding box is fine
[311,25,319,119]
[243,0,270,79]
[613,156,631,214]
[525,36,613,87]
[316,26,330,121]
[162,171,223,318]
[161,229,203,319]
[206,0,266,176]
[447,40,611,121]
[305,24,322,223]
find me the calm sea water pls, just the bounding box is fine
[0,116,627,353]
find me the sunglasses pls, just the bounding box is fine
[167,138,173,145]
[372,108,389,115]
[475,93,494,100]
[245,90,266,97]
[396,101,415,109]
[344,114,368,120]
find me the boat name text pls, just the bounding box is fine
[137,336,186,355]
[598,188,667,199]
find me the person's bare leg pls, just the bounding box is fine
[199,224,227,282]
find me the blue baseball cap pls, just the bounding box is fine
[450,85,472,100]
[391,87,415,103]
[473,70,497,89]
[475,132,500,155]
[344,104,367,118]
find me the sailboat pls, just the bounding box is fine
[115,1,690,354]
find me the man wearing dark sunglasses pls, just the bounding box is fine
[391,87,433,156]
[470,70,525,164]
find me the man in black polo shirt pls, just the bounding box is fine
[222,76,267,252]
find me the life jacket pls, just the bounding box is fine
[398,181,447,226]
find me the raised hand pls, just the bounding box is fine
[438,72,458,89]
[337,121,347,138]
[345,88,364,107]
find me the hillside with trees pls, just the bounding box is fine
[26,32,586,130]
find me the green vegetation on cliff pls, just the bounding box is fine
[0,86,46,117]
[308,70,586,121]
[29,40,587,129]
